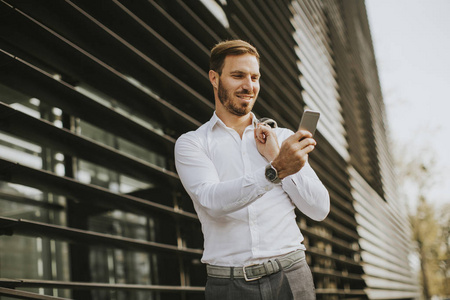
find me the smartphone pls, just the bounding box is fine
[298,110,320,136]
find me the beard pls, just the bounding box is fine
[218,78,256,116]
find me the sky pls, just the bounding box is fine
[365,0,450,209]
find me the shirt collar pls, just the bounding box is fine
[209,112,258,131]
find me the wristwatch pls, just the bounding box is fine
[265,162,281,184]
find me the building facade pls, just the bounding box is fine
[0,0,419,299]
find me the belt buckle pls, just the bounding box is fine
[242,264,262,282]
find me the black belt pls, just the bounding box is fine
[206,250,305,281]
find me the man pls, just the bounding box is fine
[175,40,330,299]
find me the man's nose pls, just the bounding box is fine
[241,76,253,91]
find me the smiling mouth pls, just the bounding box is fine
[236,94,254,101]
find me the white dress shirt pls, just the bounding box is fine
[174,113,329,267]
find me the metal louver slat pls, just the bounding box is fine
[0,217,202,256]
[0,102,180,187]
[0,158,198,221]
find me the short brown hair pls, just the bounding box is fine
[209,40,260,74]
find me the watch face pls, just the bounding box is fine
[266,168,277,181]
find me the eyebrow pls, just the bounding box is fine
[230,70,261,77]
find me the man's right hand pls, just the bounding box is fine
[271,130,317,179]
[254,123,280,162]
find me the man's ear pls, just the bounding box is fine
[209,70,218,89]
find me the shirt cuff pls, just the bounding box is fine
[281,172,303,192]
[255,165,275,193]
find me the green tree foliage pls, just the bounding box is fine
[435,202,450,296]
[394,141,449,299]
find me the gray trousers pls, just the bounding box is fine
[205,259,316,300]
